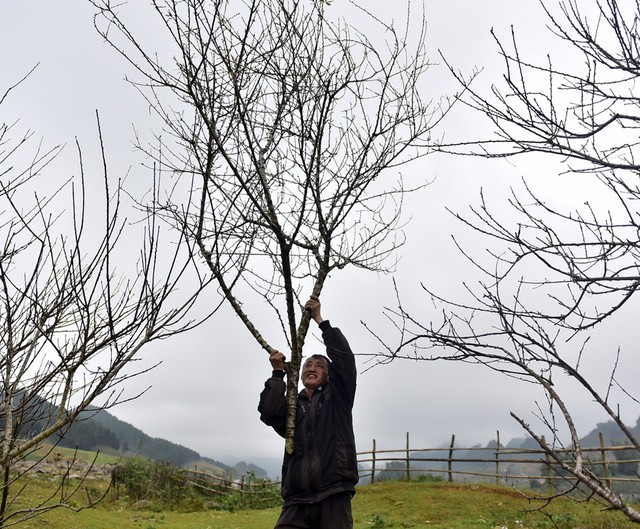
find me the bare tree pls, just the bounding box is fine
[372,0,640,523]
[90,0,451,453]
[0,77,210,527]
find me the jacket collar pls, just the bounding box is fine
[298,383,327,399]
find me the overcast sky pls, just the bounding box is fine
[2,0,638,478]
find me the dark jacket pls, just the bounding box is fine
[258,320,358,504]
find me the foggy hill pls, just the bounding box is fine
[579,416,640,447]
[56,406,268,478]
[378,416,640,482]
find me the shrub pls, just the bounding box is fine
[112,458,196,509]
[416,473,443,483]
[111,459,281,512]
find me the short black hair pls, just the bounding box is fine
[304,354,330,371]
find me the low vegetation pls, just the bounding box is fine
[110,457,281,511]
[9,470,640,529]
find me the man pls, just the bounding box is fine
[258,295,358,529]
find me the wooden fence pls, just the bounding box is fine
[173,431,639,501]
[177,467,281,506]
[356,432,640,494]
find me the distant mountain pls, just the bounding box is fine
[503,416,640,450]
[56,417,120,452]
[506,436,540,450]
[78,408,201,465]
[47,406,267,478]
[233,461,269,478]
[377,416,640,483]
[579,416,640,447]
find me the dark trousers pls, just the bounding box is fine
[274,493,354,529]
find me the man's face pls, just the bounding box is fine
[301,357,329,390]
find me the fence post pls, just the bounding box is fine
[542,435,553,496]
[495,430,500,484]
[371,438,376,485]
[599,432,612,491]
[448,434,455,483]
[240,474,246,506]
[406,432,411,481]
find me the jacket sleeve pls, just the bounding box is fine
[321,320,357,407]
[258,371,288,438]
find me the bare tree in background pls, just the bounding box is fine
[372,0,640,522]
[90,0,451,453]
[0,77,210,527]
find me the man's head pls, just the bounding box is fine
[301,354,330,390]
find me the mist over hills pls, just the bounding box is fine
[579,416,640,447]
[53,406,268,478]
[6,392,275,478]
[23,387,639,483]
[377,416,640,485]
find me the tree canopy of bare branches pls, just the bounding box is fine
[438,0,640,329]
[0,78,210,526]
[90,0,450,452]
[374,0,640,523]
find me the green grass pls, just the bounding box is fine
[353,481,638,528]
[8,478,640,529]
[26,443,122,466]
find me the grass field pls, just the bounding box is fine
[9,476,640,529]
[25,443,122,466]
